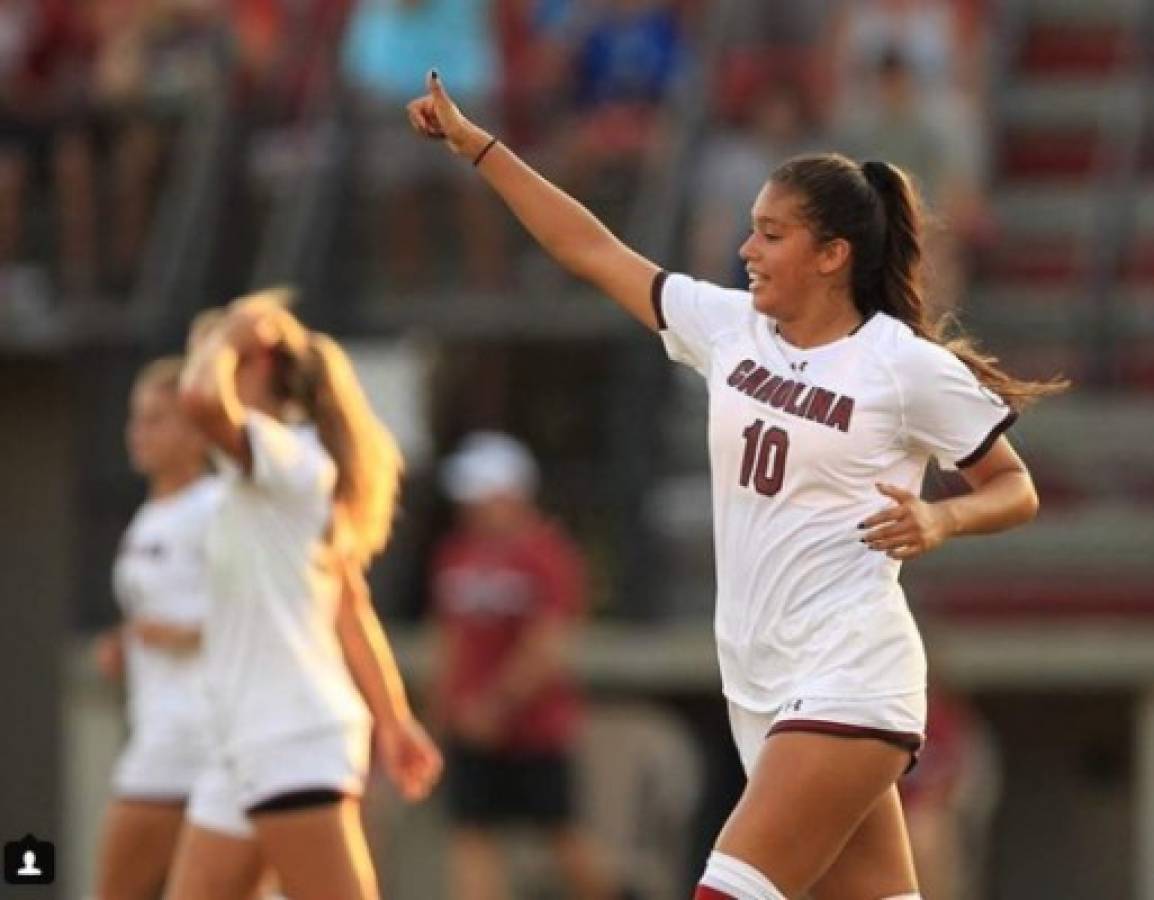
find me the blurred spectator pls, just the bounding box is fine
[690,83,821,287]
[430,432,616,900]
[232,0,351,118]
[0,0,234,310]
[94,0,233,290]
[830,0,989,168]
[493,0,578,151]
[833,47,990,312]
[550,0,686,207]
[343,0,506,290]
[0,0,100,301]
[900,682,1001,900]
[831,0,985,104]
[713,1,841,130]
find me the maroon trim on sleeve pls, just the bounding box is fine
[650,270,669,330]
[956,409,1019,469]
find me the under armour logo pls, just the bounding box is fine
[786,698,803,712]
[789,361,808,373]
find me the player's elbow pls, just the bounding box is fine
[1016,476,1040,525]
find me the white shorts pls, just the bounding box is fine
[113,728,210,800]
[187,723,371,839]
[727,691,927,777]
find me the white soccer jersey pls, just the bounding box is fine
[113,476,220,737]
[655,272,1017,712]
[203,413,369,752]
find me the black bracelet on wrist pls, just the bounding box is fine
[472,137,499,167]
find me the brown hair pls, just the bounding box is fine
[771,153,1069,410]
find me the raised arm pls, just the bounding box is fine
[178,292,307,472]
[407,71,662,330]
[179,312,252,470]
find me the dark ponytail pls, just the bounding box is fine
[772,153,1068,410]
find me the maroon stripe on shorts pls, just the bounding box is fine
[768,719,925,754]
[651,270,669,330]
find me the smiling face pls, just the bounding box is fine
[739,181,850,320]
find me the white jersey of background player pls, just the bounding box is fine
[93,357,222,900]
[201,413,371,759]
[113,474,220,794]
[657,271,1015,761]
[167,296,440,900]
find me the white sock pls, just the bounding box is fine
[699,851,787,900]
[879,894,923,899]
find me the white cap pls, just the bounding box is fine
[441,432,539,503]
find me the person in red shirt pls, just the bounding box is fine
[431,431,615,900]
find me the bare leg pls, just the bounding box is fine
[52,128,99,296]
[810,786,920,900]
[165,823,265,900]
[252,798,377,900]
[94,799,185,900]
[111,119,164,282]
[713,732,911,897]
[449,825,508,900]
[905,802,961,900]
[548,825,616,900]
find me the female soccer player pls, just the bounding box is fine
[93,357,219,900]
[166,292,442,900]
[407,74,1064,900]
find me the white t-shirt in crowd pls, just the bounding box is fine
[113,476,221,738]
[204,412,369,751]
[655,272,1017,712]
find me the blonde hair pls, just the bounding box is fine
[187,307,226,351]
[300,335,402,567]
[223,288,403,566]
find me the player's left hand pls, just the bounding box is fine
[860,483,957,560]
[375,716,444,803]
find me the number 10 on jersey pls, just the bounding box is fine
[739,420,789,497]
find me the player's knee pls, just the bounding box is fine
[696,851,786,899]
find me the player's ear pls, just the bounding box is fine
[817,237,851,276]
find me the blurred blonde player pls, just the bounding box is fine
[93,357,220,900]
[165,292,442,900]
[407,74,1067,899]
